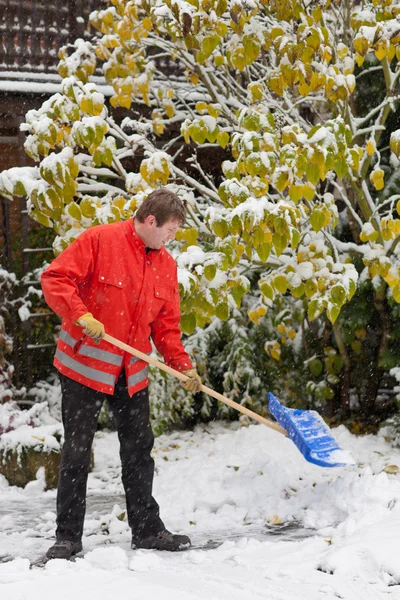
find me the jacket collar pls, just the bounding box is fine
[126,218,161,255]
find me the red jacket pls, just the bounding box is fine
[41,219,193,396]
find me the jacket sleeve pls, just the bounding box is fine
[41,229,98,323]
[150,279,193,373]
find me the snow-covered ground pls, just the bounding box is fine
[1,421,400,599]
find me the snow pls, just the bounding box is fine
[17,305,31,322]
[0,423,62,456]
[0,75,114,97]
[177,245,206,268]
[296,261,314,280]
[0,401,61,454]
[2,420,400,597]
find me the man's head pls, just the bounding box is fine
[134,188,187,250]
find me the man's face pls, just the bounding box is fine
[145,217,181,249]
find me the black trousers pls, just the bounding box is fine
[56,372,164,542]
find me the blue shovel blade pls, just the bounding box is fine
[268,393,355,468]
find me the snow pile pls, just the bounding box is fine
[0,401,62,456]
[1,421,400,596]
[0,401,56,434]
[26,379,62,422]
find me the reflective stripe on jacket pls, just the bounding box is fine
[41,219,193,395]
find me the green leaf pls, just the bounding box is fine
[217,131,230,149]
[308,299,323,321]
[309,358,323,377]
[290,228,300,249]
[80,197,96,218]
[310,208,326,233]
[334,157,348,178]
[31,208,53,228]
[330,284,347,307]
[325,355,344,375]
[243,36,260,64]
[253,227,264,248]
[322,386,335,400]
[212,220,228,238]
[327,304,340,324]
[291,283,305,298]
[306,163,321,186]
[204,264,217,281]
[272,233,287,256]
[305,279,318,298]
[256,243,271,262]
[181,313,197,334]
[230,285,246,307]
[215,301,229,320]
[67,202,82,220]
[202,34,221,56]
[273,275,287,294]
[259,281,274,300]
[13,180,26,196]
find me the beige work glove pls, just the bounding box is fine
[180,369,202,394]
[76,313,105,341]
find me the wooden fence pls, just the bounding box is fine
[0,0,107,73]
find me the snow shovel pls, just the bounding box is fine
[104,334,354,468]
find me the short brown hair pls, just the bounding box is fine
[135,188,187,226]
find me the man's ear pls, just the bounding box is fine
[145,215,156,226]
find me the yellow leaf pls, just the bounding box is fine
[355,52,365,67]
[80,97,94,114]
[268,515,283,525]
[298,81,311,96]
[217,131,230,149]
[270,342,281,361]
[390,134,400,158]
[142,17,152,31]
[264,230,272,243]
[310,207,326,232]
[196,101,208,113]
[214,55,225,67]
[164,103,175,118]
[383,465,399,475]
[248,306,267,324]
[375,42,387,61]
[354,36,369,57]
[337,44,348,60]
[274,171,289,192]
[273,275,288,294]
[248,82,263,102]
[393,285,400,303]
[268,74,284,96]
[288,185,303,203]
[370,168,384,191]
[366,140,376,156]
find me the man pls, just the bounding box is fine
[41,188,202,559]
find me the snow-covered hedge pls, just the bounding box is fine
[0,401,63,488]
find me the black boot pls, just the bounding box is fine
[46,539,83,560]
[132,530,191,551]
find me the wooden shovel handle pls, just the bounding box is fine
[104,333,287,436]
